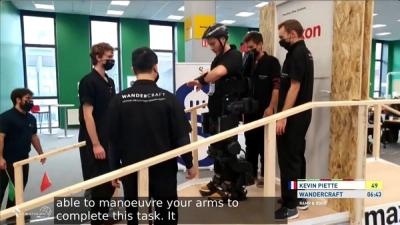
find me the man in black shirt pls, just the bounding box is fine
[108,47,197,225]
[242,32,281,187]
[187,24,251,200]
[78,42,116,224]
[275,19,314,220]
[0,88,46,212]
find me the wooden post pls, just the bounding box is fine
[138,168,149,197]
[263,122,276,197]
[259,1,276,56]
[137,168,149,220]
[14,165,25,225]
[190,109,199,177]
[351,106,368,225]
[373,105,382,160]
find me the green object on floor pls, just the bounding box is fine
[5,170,15,202]
[8,180,15,202]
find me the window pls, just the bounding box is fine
[374,42,389,98]
[90,19,121,91]
[150,23,175,93]
[22,15,59,128]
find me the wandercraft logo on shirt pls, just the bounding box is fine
[121,92,167,103]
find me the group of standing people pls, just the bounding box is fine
[0,18,313,224]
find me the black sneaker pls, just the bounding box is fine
[297,198,309,210]
[275,206,299,220]
[199,175,221,196]
[277,198,309,210]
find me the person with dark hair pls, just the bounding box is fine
[0,88,46,218]
[108,47,197,225]
[187,23,252,201]
[230,44,237,50]
[78,42,116,224]
[275,19,314,220]
[242,31,281,187]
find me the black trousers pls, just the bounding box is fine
[0,164,29,209]
[211,137,240,183]
[244,129,264,178]
[121,161,178,225]
[206,113,241,183]
[277,112,311,209]
[79,143,115,225]
[244,112,265,178]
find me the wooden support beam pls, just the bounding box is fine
[190,110,199,178]
[264,122,276,197]
[373,105,382,160]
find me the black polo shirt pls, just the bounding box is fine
[78,69,116,146]
[208,48,243,117]
[107,80,193,173]
[278,40,314,114]
[0,108,37,163]
[251,52,281,115]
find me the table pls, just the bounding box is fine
[39,104,75,138]
[56,104,75,139]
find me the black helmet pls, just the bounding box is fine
[202,23,228,39]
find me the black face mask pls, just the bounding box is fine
[103,59,115,71]
[279,39,291,51]
[155,72,159,83]
[22,101,34,112]
[251,48,260,57]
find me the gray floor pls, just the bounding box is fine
[1,128,399,224]
[1,128,214,225]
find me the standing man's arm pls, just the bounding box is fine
[171,98,198,179]
[265,90,279,117]
[83,104,106,160]
[277,53,306,135]
[32,134,46,164]
[0,116,8,170]
[0,133,6,170]
[265,58,281,117]
[79,79,106,160]
[107,97,122,188]
[188,52,242,90]
[276,80,301,135]
[187,65,228,91]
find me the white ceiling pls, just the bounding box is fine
[372,0,400,41]
[9,0,400,40]
[10,0,263,28]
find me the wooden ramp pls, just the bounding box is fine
[176,159,400,225]
[21,159,399,225]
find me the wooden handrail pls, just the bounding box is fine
[1,99,400,222]
[383,105,400,116]
[13,142,86,167]
[184,102,208,113]
[3,103,208,223]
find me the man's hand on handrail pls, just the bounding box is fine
[186,166,198,179]
[112,179,121,188]
[0,157,6,170]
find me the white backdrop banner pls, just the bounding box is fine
[175,63,213,169]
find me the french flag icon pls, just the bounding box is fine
[288,181,297,190]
